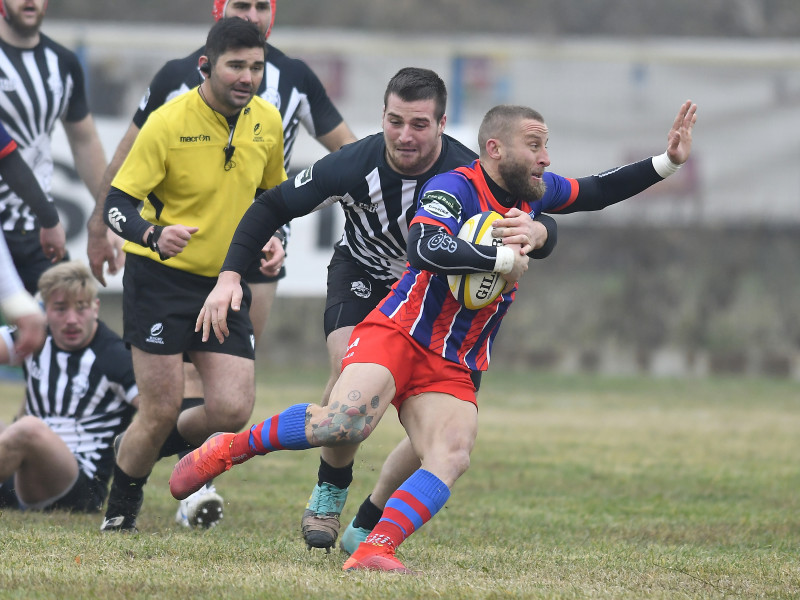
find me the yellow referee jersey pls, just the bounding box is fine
[112,88,286,277]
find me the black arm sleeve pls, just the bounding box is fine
[0,150,59,227]
[555,157,663,214]
[530,213,557,259]
[221,185,297,274]
[407,222,499,275]
[104,186,152,246]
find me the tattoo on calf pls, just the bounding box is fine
[310,390,376,445]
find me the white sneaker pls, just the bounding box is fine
[175,482,224,529]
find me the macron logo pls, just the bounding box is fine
[179,134,211,143]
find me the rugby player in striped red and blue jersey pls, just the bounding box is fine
[169,100,698,573]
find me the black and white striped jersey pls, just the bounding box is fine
[14,321,137,486]
[133,44,345,172]
[0,34,89,232]
[281,133,478,281]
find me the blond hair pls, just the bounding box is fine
[478,105,545,158]
[37,261,98,305]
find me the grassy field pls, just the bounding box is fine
[0,368,798,599]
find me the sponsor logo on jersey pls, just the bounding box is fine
[354,198,378,213]
[71,373,89,398]
[252,122,264,142]
[294,166,313,188]
[47,79,64,98]
[179,134,212,143]
[427,231,458,253]
[28,359,43,381]
[350,279,372,299]
[146,322,165,345]
[420,190,462,220]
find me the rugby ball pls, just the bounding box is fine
[447,210,505,310]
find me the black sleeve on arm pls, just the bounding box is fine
[104,186,152,246]
[407,222,499,275]
[0,150,59,227]
[557,157,663,214]
[221,185,297,275]
[530,213,557,259]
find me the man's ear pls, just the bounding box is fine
[199,58,211,78]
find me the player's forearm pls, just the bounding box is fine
[66,118,107,201]
[562,156,670,213]
[104,187,152,246]
[407,223,505,275]
[91,125,139,233]
[0,151,59,228]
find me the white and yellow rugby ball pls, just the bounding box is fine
[447,210,505,310]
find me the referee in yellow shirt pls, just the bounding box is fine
[100,18,286,531]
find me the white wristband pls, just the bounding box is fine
[652,152,682,179]
[1,290,41,321]
[493,246,515,274]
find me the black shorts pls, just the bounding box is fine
[0,471,106,513]
[322,250,482,391]
[4,228,69,294]
[122,254,255,359]
[323,251,394,338]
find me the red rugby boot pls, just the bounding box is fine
[342,542,417,574]
[169,433,236,500]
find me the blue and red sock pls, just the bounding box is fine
[365,469,451,550]
[230,403,311,460]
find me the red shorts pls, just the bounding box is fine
[341,311,477,410]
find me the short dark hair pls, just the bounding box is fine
[205,17,265,69]
[383,67,447,121]
[478,105,545,153]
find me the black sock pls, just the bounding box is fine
[105,464,148,518]
[159,427,195,459]
[352,494,383,531]
[159,397,204,459]
[317,457,354,489]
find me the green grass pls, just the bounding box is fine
[0,369,798,599]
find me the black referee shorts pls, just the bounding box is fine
[122,254,254,359]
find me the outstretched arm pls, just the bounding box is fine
[551,100,698,214]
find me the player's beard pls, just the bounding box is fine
[5,7,44,37]
[498,157,547,202]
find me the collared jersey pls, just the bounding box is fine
[113,89,286,277]
[379,159,578,371]
[0,34,89,232]
[133,44,344,172]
